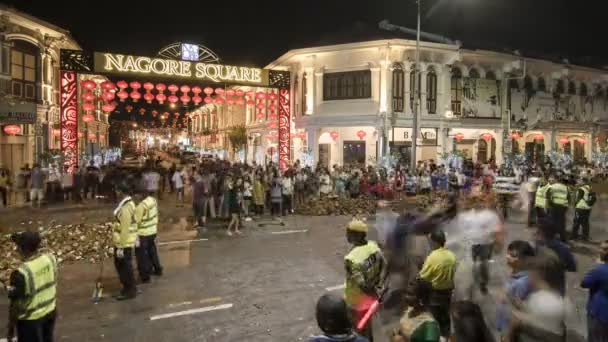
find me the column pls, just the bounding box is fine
[371,67,380,104]
[404,62,412,116]
[308,128,319,165]
[314,70,323,111]
[420,65,428,116]
[379,60,389,113]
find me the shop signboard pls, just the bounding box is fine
[94,52,269,86]
[0,102,36,124]
[392,127,437,145]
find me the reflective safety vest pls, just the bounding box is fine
[549,183,569,207]
[137,196,158,236]
[535,184,550,209]
[17,254,58,320]
[113,198,138,248]
[344,241,383,308]
[576,185,592,210]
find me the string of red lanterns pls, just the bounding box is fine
[3,125,21,135]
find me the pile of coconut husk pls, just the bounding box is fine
[0,223,113,284]
[296,196,377,216]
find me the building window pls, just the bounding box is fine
[580,83,588,96]
[301,72,308,114]
[392,63,405,112]
[554,79,565,95]
[469,68,480,79]
[485,71,496,80]
[451,67,462,116]
[426,68,437,114]
[322,70,371,101]
[11,44,37,100]
[409,67,421,111]
[568,81,576,95]
[538,77,546,92]
[293,74,299,117]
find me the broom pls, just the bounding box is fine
[92,224,111,303]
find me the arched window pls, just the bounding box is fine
[568,81,576,95]
[11,40,38,100]
[301,72,308,115]
[554,79,565,94]
[523,75,533,91]
[469,68,480,79]
[451,67,462,116]
[580,83,588,96]
[392,63,405,112]
[409,66,421,112]
[537,77,547,92]
[426,67,437,114]
[485,71,496,80]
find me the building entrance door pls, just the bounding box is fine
[318,143,330,168]
[343,141,366,166]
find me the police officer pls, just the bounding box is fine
[344,218,386,341]
[112,181,138,300]
[535,177,550,223]
[547,174,570,242]
[571,178,594,241]
[135,189,163,283]
[6,231,57,342]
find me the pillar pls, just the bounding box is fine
[314,70,323,110]
[59,71,78,173]
[308,128,319,165]
[278,88,291,170]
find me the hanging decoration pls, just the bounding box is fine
[125,105,133,113]
[559,138,569,145]
[102,103,115,113]
[60,71,78,172]
[100,81,115,91]
[3,125,21,135]
[168,84,179,94]
[330,131,339,140]
[88,133,96,140]
[192,86,202,105]
[204,96,213,104]
[139,108,146,115]
[533,134,544,140]
[357,130,367,140]
[454,133,464,140]
[82,114,94,123]
[481,133,493,141]
[298,131,306,139]
[511,132,521,139]
[156,83,167,104]
[168,95,179,104]
[180,94,191,104]
[215,87,224,95]
[101,91,115,102]
[215,97,225,104]
[82,103,95,111]
[52,129,61,137]
[80,80,96,91]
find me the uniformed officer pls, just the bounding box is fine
[535,177,550,223]
[571,178,594,241]
[344,218,386,341]
[6,231,57,342]
[112,181,138,300]
[546,174,570,242]
[134,189,163,283]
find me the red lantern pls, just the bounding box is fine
[298,131,306,139]
[168,95,179,104]
[214,87,224,95]
[268,121,278,129]
[256,112,264,119]
[256,103,265,110]
[3,125,21,135]
[511,132,521,139]
[101,92,115,102]
[215,97,225,104]
[102,103,115,113]
[235,98,245,106]
[99,134,105,140]
[129,81,141,90]
[559,138,569,145]
[156,93,167,104]
[117,90,129,101]
[125,105,133,113]
[180,95,191,104]
[577,138,587,144]
[139,108,146,115]
[77,132,83,138]
[52,129,61,137]
[246,91,255,98]
[82,114,95,123]
[152,110,158,117]
[82,92,95,102]
[162,112,169,119]
[481,133,492,141]
[533,134,544,141]
[116,80,128,89]
[168,84,179,94]
[268,104,278,111]
[235,89,244,97]
[203,87,214,95]
[193,95,203,104]
[156,83,167,92]
[88,133,96,140]
[192,86,202,95]
[80,80,96,90]
[246,99,255,106]
[454,133,464,140]
[174,112,180,117]
[130,90,141,102]
[330,131,339,140]
[143,82,154,92]
[356,130,367,140]
[204,96,213,104]
[256,92,267,100]
[226,98,235,105]
[180,85,191,94]
[82,103,95,112]
[100,81,115,91]
[226,89,235,97]
[143,92,155,103]
[268,93,278,101]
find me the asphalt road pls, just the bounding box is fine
[1,201,606,341]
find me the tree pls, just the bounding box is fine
[228,124,247,156]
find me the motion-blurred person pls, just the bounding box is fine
[6,232,57,342]
[0,168,10,207]
[526,172,540,227]
[419,230,456,339]
[546,174,569,242]
[571,178,596,241]
[308,293,368,342]
[112,181,138,300]
[142,167,161,200]
[226,177,241,236]
[344,218,386,341]
[581,240,608,342]
[134,188,163,282]
[29,163,45,208]
[534,177,550,224]
[390,279,440,342]
[451,301,494,342]
[534,218,577,296]
[171,167,184,205]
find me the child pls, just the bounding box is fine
[308,294,369,342]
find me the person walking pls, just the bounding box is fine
[0,168,10,207]
[6,231,58,342]
[418,230,456,339]
[391,279,440,342]
[134,188,163,282]
[270,173,283,217]
[581,240,608,342]
[526,172,540,227]
[546,174,569,242]
[252,174,265,216]
[571,178,595,241]
[112,182,138,300]
[281,171,294,215]
[29,164,45,208]
[226,178,241,236]
[171,167,184,206]
[450,301,494,342]
[344,218,386,341]
[534,177,550,224]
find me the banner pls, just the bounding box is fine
[0,102,36,124]
[461,78,500,118]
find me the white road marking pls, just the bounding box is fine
[157,238,209,246]
[167,301,192,308]
[325,284,345,292]
[270,229,308,235]
[150,303,233,321]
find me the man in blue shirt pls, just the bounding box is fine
[581,240,608,342]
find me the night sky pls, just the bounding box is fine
[4,0,607,68]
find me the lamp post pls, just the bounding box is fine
[410,0,422,171]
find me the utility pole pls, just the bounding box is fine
[411,0,421,171]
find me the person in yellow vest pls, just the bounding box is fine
[546,174,570,242]
[112,181,138,300]
[571,178,595,241]
[6,231,57,342]
[535,177,550,223]
[134,188,163,283]
[344,218,387,341]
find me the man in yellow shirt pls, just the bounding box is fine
[418,230,455,339]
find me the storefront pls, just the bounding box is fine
[450,128,503,163]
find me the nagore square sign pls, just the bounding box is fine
[94,52,269,85]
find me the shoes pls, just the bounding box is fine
[226,231,233,236]
[480,286,489,295]
[153,270,163,277]
[114,293,136,301]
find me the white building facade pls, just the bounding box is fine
[267,38,608,168]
